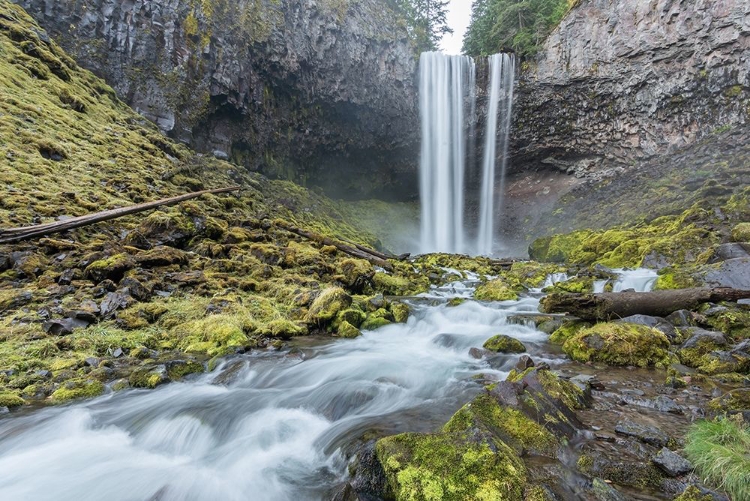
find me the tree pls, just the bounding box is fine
[392,0,453,52]
[463,0,573,57]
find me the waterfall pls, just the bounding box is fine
[419,52,515,256]
[477,53,515,256]
[419,52,474,254]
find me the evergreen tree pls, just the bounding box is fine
[392,0,453,52]
[463,0,573,57]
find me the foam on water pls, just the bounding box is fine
[0,280,549,501]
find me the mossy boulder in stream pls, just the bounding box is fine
[306,287,352,326]
[563,322,672,367]
[474,279,518,301]
[483,334,526,353]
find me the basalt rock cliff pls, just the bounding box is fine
[13,0,419,199]
[512,0,749,178]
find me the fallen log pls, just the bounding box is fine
[540,287,750,321]
[273,219,394,271]
[0,186,241,244]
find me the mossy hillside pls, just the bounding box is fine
[528,199,749,269]
[0,3,437,407]
[563,322,673,368]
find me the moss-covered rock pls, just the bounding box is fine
[376,429,527,501]
[549,321,591,344]
[306,287,352,325]
[84,253,135,283]
[129,366,169,389]
[50,379,104,402]
[673,486,713,501]
[483,334,526,353]
[336,320,361,338]
[707,388,750,412]
[731,222,750,242]
[563,322,672,367]
[474,279,518,301]
[391,302,410,323]
[0,392,26,408]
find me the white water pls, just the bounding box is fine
[593,268,658,293]
[477,53,515,256]
[419,52,515,255]
[419,52,474,254]
[0,284,549,501]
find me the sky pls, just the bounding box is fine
[440,0,473,54]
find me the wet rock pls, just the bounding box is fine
[92,279,117,298]
[57,268,78,285]
[614,420,670,447]
[129,365,169,388]
[709,243,750,263]
[348,442,389,499]
[616,314,680,343]
[482,334,526,353]
[467,347,486,359]
[653,448,692,477]
[666,310,696,327]
[83,357,100,367]
[43,317,89,336]
[652,396,683,415]
[0,290,33,312]
[67,299,100,323]
[99,291,134,319]
[701,257,750,289]
[119,277,151,302]
[589,478,628,501]
[515,354,535,371]
[570,374,604,391]
[165,360,204,380]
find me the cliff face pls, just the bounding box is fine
[14,0,419,199]
[512,0,749,178]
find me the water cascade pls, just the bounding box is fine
[419,52,516,255]
[477,53,515,255]
[419,52,474,254]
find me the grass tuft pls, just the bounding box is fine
[684,416,750,501]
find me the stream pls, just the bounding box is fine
[0,270,655,500]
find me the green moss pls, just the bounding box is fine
[361,315,392,331]
[534,369,587,411]
[731,222,750,242]
[262,319,306,338]
[549,321,591,344]
[563,322,672,368]
[704,307,750,340]
[707,388,750,412]
[444,393,557,456]
[0,391,25,408]
[372,272,417,296]
[674,486,713,501]
[84,253,135,282]
[166,361,204,380]
[474,279,518,301]
[542,276,593,293]
[336,320,361,338]
[391,302,410,323]
[334,308,366,329]
[50,379,104,402]
[655,267,696,290]
[376,429,527,501]
[483,334,526,353]
[129,367,168,389]
[306,287,352,325]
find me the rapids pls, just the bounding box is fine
[0,269,655,500]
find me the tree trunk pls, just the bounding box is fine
[0,186,240,244]
[540,288,750,321]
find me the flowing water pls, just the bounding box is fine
[477,53,515,256]
[0,280,548,501]
[0,269,657,500]
[419,52,515,256]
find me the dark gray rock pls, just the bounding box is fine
[653,448,693,477]
[680,329,727,350]
[99,292,134,318]
[120,277,151,302]
[701,257,750,289]
[515,354,535,371]
[710,243,750,263]
[614,420,670,447]
[652,396,683,415]
[112,347,124,358]
[84,357,100,367]
[57,268,76,286]
[666,310,696,327]
[17,0,419,199]
[616,314,680,343]
[43,317,89,336]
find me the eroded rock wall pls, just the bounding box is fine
[512,0,750,177]
[14,0,419,199]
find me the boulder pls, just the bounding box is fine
[483,334,526,353]
[653,448,693,477]
[563,322,672,367]
[616,314,680,343]
[614,420,670,447]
